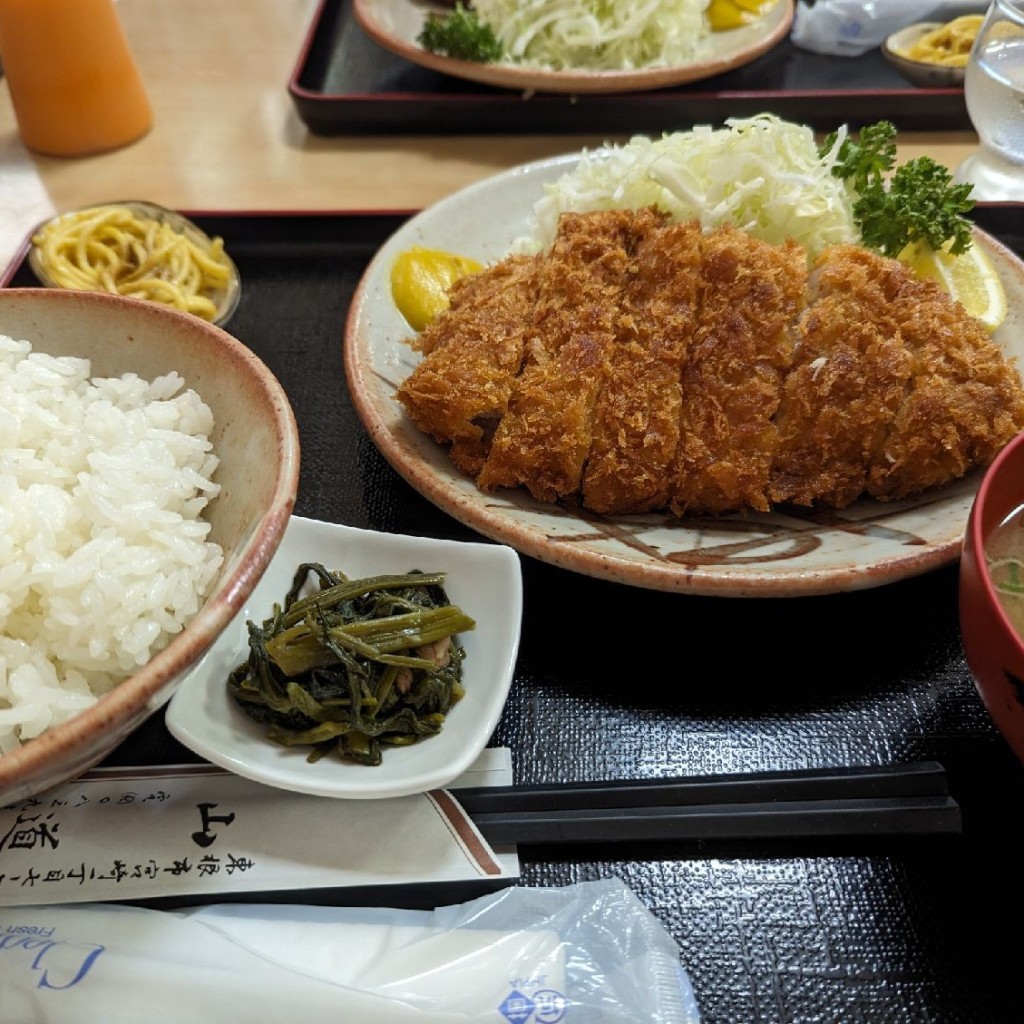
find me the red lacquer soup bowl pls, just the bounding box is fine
[961,429,1024,763]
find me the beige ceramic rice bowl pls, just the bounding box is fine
[0,288,300,805]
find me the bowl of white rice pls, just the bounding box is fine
[0,288,300,804]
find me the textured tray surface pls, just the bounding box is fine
[7,209,1024,1023]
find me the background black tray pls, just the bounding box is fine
[289,0,971,135]
[6,207,1024,1023]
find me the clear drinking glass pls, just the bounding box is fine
[954,0,1024,200]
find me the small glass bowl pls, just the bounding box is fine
[29,200,241,328]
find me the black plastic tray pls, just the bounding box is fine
[288,0,972,135]
[5,208,1024,1023]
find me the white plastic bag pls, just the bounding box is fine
[791,0,955,55]
[0,877,701,1023]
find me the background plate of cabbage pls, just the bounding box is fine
[353,0,795,95]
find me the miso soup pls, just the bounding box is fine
[986,501,1024,637]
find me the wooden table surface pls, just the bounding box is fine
[0,0,983,274]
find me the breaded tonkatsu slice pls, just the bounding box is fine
[580,213,697,515]
[770,245,914,508]
[476,209,648,503]
[409,254,537,358]
[669,225,807,515]
[857,246,1024,500]
[396,254,540,476]
[769,243,1024,507]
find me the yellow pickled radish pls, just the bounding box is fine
[897,239,1008,333]
[390,247,483,332]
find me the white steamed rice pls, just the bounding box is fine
[0,333,224,753]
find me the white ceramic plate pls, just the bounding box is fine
[352,0,795,95]
[343,152,1024,598]
[166,515,522,799]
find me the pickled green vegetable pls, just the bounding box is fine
[228,562,474,766]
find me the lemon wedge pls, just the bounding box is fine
[897,239,1008,333]
[390,247,482,332]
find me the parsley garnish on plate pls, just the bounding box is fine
[418,3,504,63]
[822,120,976,256]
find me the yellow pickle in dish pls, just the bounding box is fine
[29,201,239,325]
[897,15,984,67]
[390,246,483,331]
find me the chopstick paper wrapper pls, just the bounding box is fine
[453,761,962,845]
[0,749,518,909]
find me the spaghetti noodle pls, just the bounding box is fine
[30,203,236,322]
[900,15,983,68]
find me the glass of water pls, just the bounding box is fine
[954,0,1024,200]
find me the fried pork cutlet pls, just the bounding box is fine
[395,208,1024,516]
[580,214,696,515]
[669,225,807,516]
[770,245,915,508]
[770,244,1024,507]
[862,246,1024,500]
[395,254,540,477]
[476,208,653,503]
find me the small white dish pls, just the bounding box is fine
[166,514,522,799]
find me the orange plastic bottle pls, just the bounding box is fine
[0,0,153,157]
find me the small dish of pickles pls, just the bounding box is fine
[166,515,523,800]
[29,200,241,327]
[883,15,983,88]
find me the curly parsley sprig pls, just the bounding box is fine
[821,120,976,256]
[417,3,504,63]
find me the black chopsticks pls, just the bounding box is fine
[451,761,961,846]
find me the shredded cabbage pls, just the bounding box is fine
[522,114,859,260]
[472,0,711,71]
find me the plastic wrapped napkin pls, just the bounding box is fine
[0,878,700,1023]
[791,0,975,56]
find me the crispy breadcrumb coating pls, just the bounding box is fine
[396,209,1024,516]
[581,211,692,514]
[396,254,540,476]
[670,225,807,515]
[476,209,644,503]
